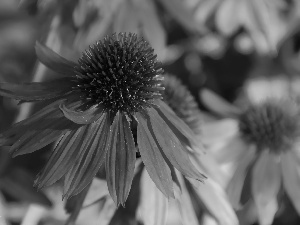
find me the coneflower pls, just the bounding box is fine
[162,74,202,135]
[201,89,300,225]
[0,33,205,206]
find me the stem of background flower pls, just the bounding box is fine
[15,14,62,123]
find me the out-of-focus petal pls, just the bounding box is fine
[136,112,174,198]
[252,150,281,225]
[200,119,239,146]
[0,78,73,102]
[213,135,248,164]
[60,101,104,124]
[227,145,256,209]
[137,169,168,225]
[281,151,300,215]
[189,150,226,188]
[189,178,239,225]
[63,113,110,198]
[0,167,52,207]
[106,112,136,205]
[35,42,77,76]
[199,89,241,118]
[65,183,91,225]
[148,107,206,181]
[174,172,198,225]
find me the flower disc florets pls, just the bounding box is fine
[74,33,164,114]
[239,100,300,153]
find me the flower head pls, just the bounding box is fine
[201,89,300,225]
[162,74,202,135]
[0,33,205,206]
[239,100,299,153]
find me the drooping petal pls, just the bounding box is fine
[11,115,75,157]
[0,78,73,102]
[199,88,241,118]
[63,113,110,198]
[35,42,77,76]
[5,101,77,156]
[188,178,239,225]
[35,125,89,189]
[281,151,300,215]
[252,150,281,225]
[0,99,64,144]
[105,112,136,205]
[154,100,202,152]
[147,107,205,181]
[227,145,256,209]
[60,101,104,124]
[137,169,168,225]
[174,172,198,225]
[136,112,174,198]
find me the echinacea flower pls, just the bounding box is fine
[0,33,205,206]
[162,74,202,135]
[64,74,238,225]
[201,89,300,225]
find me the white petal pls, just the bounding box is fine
[227,145,256,209]
[137,169,168,225]
[191,178,239,225]
[281,151,300,215]
[252,151,281,225]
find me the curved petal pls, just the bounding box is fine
[154,100,203,153]
[252,150,281,225]
[63,113,110,198]
[281,151,300,215]
[7,101,76,156]
[60,102,104,124]
[227,145,256,209]
[189,150,226,188]
[174,173,199,225]
[190,178,239,225]
[35,42,77,76]
[105,112,136,206]
[147,107,206,181]
[0,78,73,102]
[136,112,174,198]
[199,89,241,118]
[138,169,168,225]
